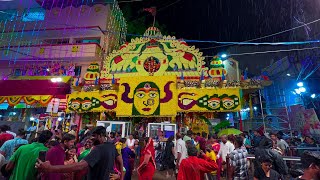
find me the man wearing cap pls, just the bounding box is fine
[298,151,320,180]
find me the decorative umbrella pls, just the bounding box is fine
[218,128,242,137]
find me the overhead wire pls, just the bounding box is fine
[200,16,320,50]
[118,0,143,3]
[2,9,320,47]
[2,1,320,62]
[158,0,183,12]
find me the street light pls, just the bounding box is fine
[221,53,227,59]
[286,73,291,76]
[294,89,301,95]
[297,82,304,87]
[51,77,62,83]
[311,94,316,98]
[299,87,306,93]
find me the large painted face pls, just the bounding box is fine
[133,82,160,115]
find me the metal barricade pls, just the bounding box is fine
[226,154,302,180]
[288,146,320,156]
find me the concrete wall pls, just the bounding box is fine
[3,4,109,32]
[1,4,110,48]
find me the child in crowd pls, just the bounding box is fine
[64,146,78,180]
[133,139,140,171]
[205,145,217,180]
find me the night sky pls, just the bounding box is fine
[119,0,320,77]
[120,0,320,55]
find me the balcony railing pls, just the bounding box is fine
[0,43,103,61]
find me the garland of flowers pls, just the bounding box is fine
[39,96,53,106]
[7,96,23,106]
[0,97,5,104]
[23,96,37,105]
[0,95,53,106]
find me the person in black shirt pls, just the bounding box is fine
[254,156,282,180]
[254,137,288,177]
[297,151,320,180]
[36,126,124,180]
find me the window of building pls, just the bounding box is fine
[14,69,22,76]
[75,37,100,44]
[42,39,69,45]
[75,66,82,77]
[22,8,45,22]
[0,10,17,21]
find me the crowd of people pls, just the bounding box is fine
[0,123,318,180]
[154,130,320,180]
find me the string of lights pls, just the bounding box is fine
[1,3,320,62]
[2,14,320,47]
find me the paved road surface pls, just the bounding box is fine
[132,170,176,180]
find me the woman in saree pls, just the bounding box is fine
[137,137,156,180]
[78,138,93,161]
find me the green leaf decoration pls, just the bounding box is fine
[198,115,212,126]
[214,120,230,132]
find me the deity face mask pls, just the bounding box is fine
[81,99,93,111]
[220,95,239,110]
[121,81,174,116]
[197,94,221,110]
[207,97,221,110]
[133,82,160,115]
[69,99,81,111]
[68,97,100,112]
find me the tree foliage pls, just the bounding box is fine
[121,4,172,41]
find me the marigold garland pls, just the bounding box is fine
[0,95,54,106]
[23,96,37,105]
[7,96,22,106]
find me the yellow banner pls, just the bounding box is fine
[66,90,118,113]
[177,88,241,112]
[66,79,241,114]
[117,76,177,116]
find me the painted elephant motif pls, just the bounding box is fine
[110,43,146,72]
[177,93,240,111]
[168,50,197,70]
[68,94,118,112]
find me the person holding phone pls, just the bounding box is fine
[36,126,124,180]
[42,133,76,180]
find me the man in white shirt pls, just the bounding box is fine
[125,134,135,149]
[68,125,78,136]
[175,133,188,171]
[218,135,235,174]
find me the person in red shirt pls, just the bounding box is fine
[0,125,14,147]
[199,132,207,152]
[42,133,76,180]
[178,145,218,180]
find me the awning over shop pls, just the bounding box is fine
[0,80,70,96]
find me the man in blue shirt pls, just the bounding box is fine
[0,129,28,160]
[253,130,263,147]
